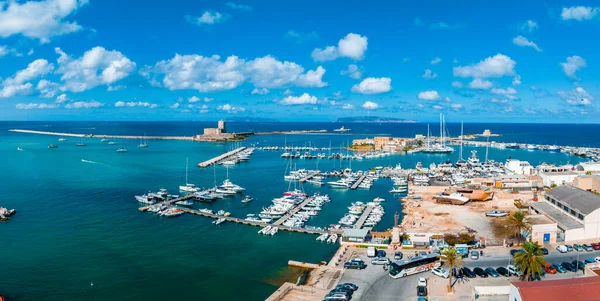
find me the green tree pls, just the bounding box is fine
[507,211,531,242]
[514,241,546,281]
[439,248,464,290]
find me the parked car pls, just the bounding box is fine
[462,267,476,278]
[453,268,463,279]
[556,245,568,253]
[418,298,427,301]
[510,249,523,256]
[325,293,349,301]
[367,247,377,257]
[394,251,403,260]
[344,261,366,270]
[417,285,428,297]
[583,244,594,252]
[331,287,353,296]
[419,251,428,256]
[377,250,387,258]
[573,244,584,252]
[572,260,585,271]
[337,283,358,291]
[595,257,600,263]
[565,245,574,252]
[543,263,557,274]
[485,267,500,277]
[432,267,449,278]
[474,267,488,278]
[418,278,427,287]
[496,267,510,277]
[585,258,597,264]
[471,250,479,260]
[371,257,390,265]
[541,248,549,255]
[591,243,600,250]
[552,264,567,273]
[561,262,577,272]
[507,265,522,277]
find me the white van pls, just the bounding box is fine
[367,247,376,257]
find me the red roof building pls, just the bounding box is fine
[509,277,600,301]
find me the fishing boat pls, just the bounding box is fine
[242,196,254,203]
[116,148,128,152]
[135,194,156,204]
[485,210,509,217]
[213,218,226,225]
[48,144,58,149]
[179,158,200,192]
[175,200,194,206]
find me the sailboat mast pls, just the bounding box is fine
[439,113,443,146]
[185,158,189,185]
[485,135,490,162]
[459,121,464,160]
[427,124,430,148]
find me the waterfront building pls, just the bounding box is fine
[505,159,534,175]
[574,175,600,192]
[352,138,375,146]
[494,174,539,191]
[373,137,392,150]
[575,162,600,174]
[536,165,577,187]
[341,229,372,243]
[531,186,600,242]
[509,277,600,301]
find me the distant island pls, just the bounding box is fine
[334,116,418,123]
[225,116,278,122]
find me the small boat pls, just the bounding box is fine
[217,210,226,216]
[162,208,185,217]
[268,227,278,236]
[242,196,254,203]
[58,138,67,142]
[116,148,128,152]
[100,139,109,142]
[389,188,407,193]
[485,210,509,217]
[373,197,385,203]
[327,233,338,244]
[17,147,23,151]
[175,200,194,206]
[107,141,117,145]
[213,218,226,225]
[316,233,329,242]
[76,143,86,147]
[333,126,351,132]
[48,144,58,149]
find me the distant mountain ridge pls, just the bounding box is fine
[334,116,418,123]
[225,116,278,122]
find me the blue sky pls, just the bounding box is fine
[0,0,599,122]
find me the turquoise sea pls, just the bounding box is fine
[0,121,591,300]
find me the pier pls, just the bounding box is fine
[353,205,374,229]
[299,171,321,183]
[137,194,196,212]
[9,129,193,141]
[350,174,367,190]
[273,197,314,226]
[197,147,247,168]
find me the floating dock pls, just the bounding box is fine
[273,197,314,226]
[350,174,367,190]
[138,194,196,212]
[197,147,247,168]
[299,171,321,183]
[353,205,374,229]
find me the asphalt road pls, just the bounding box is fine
[337,248,600,301]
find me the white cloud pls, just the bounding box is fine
[217,103,245,112]
[283,89,293,96]
[0,83,33,98]
[37,80,60,98]
[351,77,391,94]
[513,36,542,52]
[490,98,508,104]
[450,103,463,110]
[512,75,521,86]
[361,101,379,110]
[468,78,493,90]
[0,0,88,42]
[279,93,318,105]
[188,11,228,25]
[421,69,438,80]
[65,100,104,109]
[561,6,599,21]
[451,81,463,88]
[558,87,593,106]
[3,59,54,86]
[144,54,326,91]
[285,30,318,43]
[312,33,368,62]
[55,93,68,103]
[188,96,200,103]
[225,2,252,11]
[203,97,213,102]
[56,46,136,92]
[0,45,7,57]
[491,87,517,95]
[15,102,59,109]
[170,103,180,109]
[114,101,157,108]
[453,54,516,78]
[341,64,362,79]
[418,90,440,101]
[251,87,269,95]
[430,57,441,65]
[342,103,354,110]
[518,20,538,32]
[107,85,125,91]
[561,56,586,79]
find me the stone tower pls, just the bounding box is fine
[218,120,226,133]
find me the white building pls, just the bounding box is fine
[537,165,577,187]
[505,159,533,175]
[575,162,600,173]
[531,186,600,242]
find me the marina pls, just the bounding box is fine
[353,204,374,229]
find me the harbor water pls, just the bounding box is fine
[0,121,591,300]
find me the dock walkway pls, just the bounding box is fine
[197,147,246,168]
[299,171,321,183]
[273,197,314,226]
[353,205,374,229]
[138,194,196,211]
[350,175,367,190]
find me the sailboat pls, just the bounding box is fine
[179,158,200,192]
[456,121,467,167]
[76,137,86,147]
[137,133,148,148]
[421,113,453,153]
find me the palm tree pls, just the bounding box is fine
[440,248,464,289]
[507,211,531,242]
[514,241,546,281]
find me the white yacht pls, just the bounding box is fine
[467,150,481,167]
[327,180,350,188]
[116,148,128,152]
[333,126,351,132]
[179,158,200,192]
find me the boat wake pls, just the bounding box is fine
[81,159,104,165]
